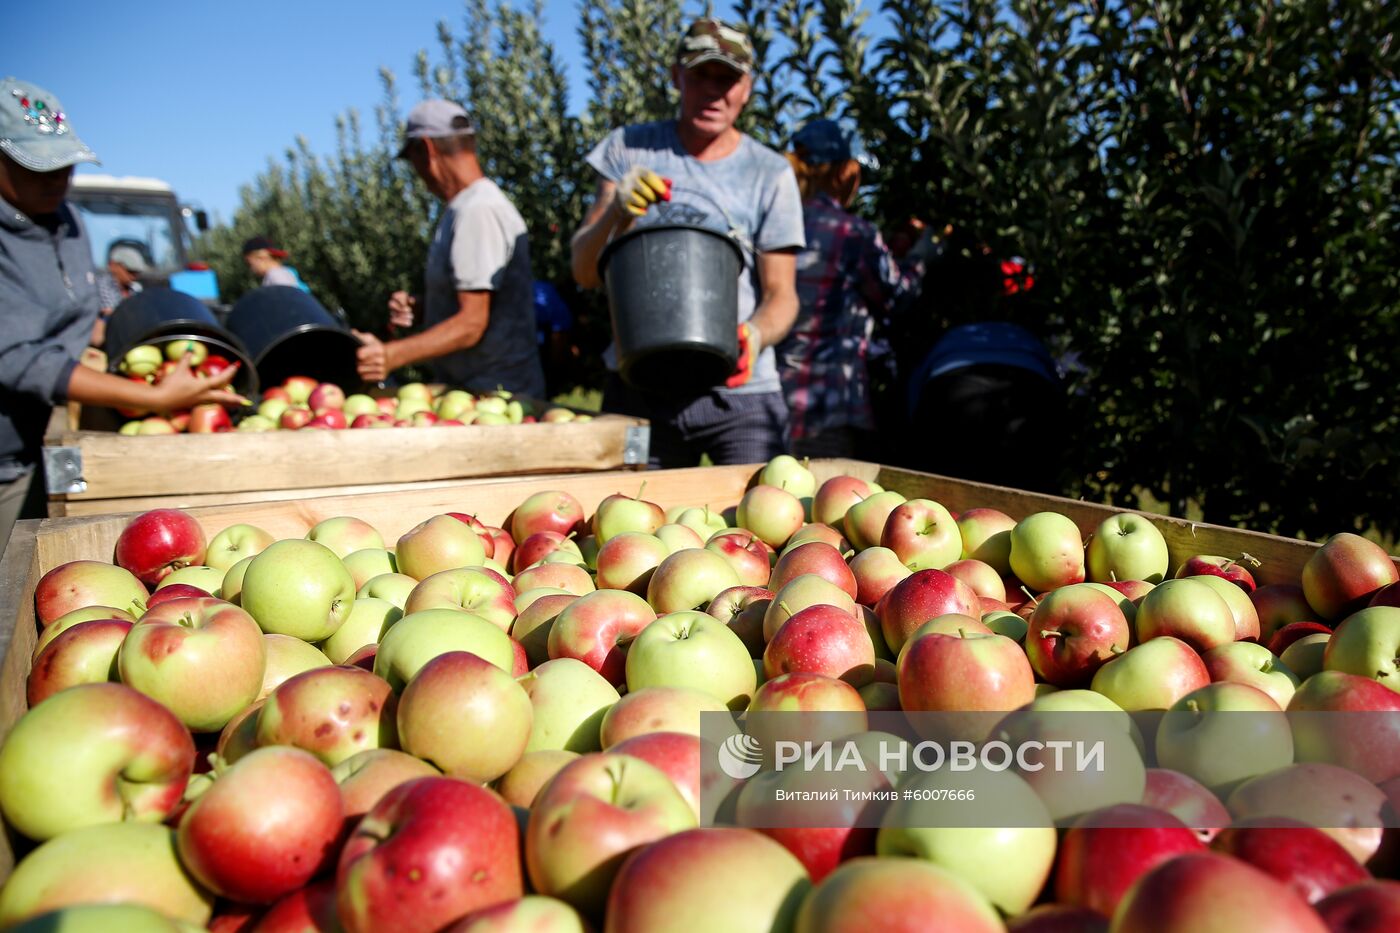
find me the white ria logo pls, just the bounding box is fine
[717,733,763,780]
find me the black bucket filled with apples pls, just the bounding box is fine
[104,288,259,396]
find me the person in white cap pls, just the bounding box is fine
[353,100,545,398]
[0,77,245,548]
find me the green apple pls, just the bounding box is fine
[736,485,806,550]
[306,516,386,559]
[1090,636,1210,710]
[1086,513,1169,584]
[1202,641,1301,708]
[344,393,382,419]
[1009,511,1086,592]
[357,572,418,609]
[1323,606,1400,692]
[240,539,356,641]
[236,414,277,433]
[341,548,399,589]
[517,658,620,753]
[672,505,730,541]
[204,524,276,573]
[1281,633,1331,680]
[625,611,757,710]
[843,491,908,552]
[5,903,195,932]
[153,565,224,596]
[321,597,402,664]
[758,455,816,518]
[258,633,333,700]
[374,608,515,691]
[646,548,742,614]
[1193,574,1262,641]
[120,344,163,377]
[395,514,487,581]
[1155,682,1292,795]
[220,555,255,605]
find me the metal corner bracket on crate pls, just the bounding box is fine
[624,424,651,466]
[42,445,87,495]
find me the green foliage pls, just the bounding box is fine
[198,0,1399,541]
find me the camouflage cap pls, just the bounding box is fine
[676,18,755,75]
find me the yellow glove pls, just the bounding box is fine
[615,167,672,217]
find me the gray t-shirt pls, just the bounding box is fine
[422,179,545,398]
[586,121,805,394]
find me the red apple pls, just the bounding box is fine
[764,603,876,686]
[1269,621,1334,655]
[1025,585,1131,687]
[27,617,131,705]
[1175,554,1258,592]
[1110,851,1329,932]
[1287,670,1400,784]
[512,531,580,575]
[510,490,586,543]
[114,509,207,588]
[594,532,670,593]
[881,498,962,571]
[610,731,704,818]
[707,585,774,657]
[897,629,1036,721]
[250,878,339,933]
[813,475,873,527]
[307,382,345,410]
[1006,904,1109,933]
[279,407,313,430]
[769,542,857,599]
[1211,820,1370,905]
[144,583,210,609]
[256,666,396,767]
[848,547,913,607]
[877,569,979,654]
[705,531,775,588]
[1303,534,1399,623]
[1054,803,1206,917]
[34,561,147,626]
[187,403,232,433]
[1314,880,1400,932]
[1252,584,1317,644]
[547,589,657,685]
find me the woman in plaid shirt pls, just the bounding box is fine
[776,120,927,458]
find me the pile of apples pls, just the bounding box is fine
[2,455,1399,932]
[116,340,239,434]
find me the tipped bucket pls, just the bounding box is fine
[224,286,362,392]
[103,288,259,396]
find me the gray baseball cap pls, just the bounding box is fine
[0,77,99,172]
[108,243,150,274]
[396,99,475,158]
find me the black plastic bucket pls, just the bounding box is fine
[598,223,744,397]
[224,286,362,392]
[103,288,259,396]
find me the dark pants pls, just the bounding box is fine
[602,374,790,469]
[907,364,1065,493]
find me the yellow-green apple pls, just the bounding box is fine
[877,768,1055,915]
[769,542,857,599]
[306,516,384,558]
[236,413,277,433]
[547,589,657,685]
[1281,633,1331,679]
[1110,851,1330,932]
[1054,804,1206,918]
[763,574,859,642]
[219,555,254,605]
[1227,763,1388,865]
[397,651,533,783]
[1269,620,1332,655]
[654,522,705,555]
[496,750,579,807]
[599,685,729,747]
[32,605,135,656]
[374,608,515,690]
[610,731,704,818]
[511,490,586,542]
[513,562,595,596]
[256,665,396,766]
[320,596,401,664]
[795,854,1002,932]
[705,531,774,587]
[1251,584,1316,644]
[748,672,866,718]
[1192,574,1261,641]
[1211,821,1370,905]
[880,498,961,571]
[258,396,290,422]
[114,508,207,588]
[764,604,876,686]
[118,597,266,732]
[136,416,177,435]
[239,539,356,641]
[783,522,852,555]
[337,776,523,933]
[34,561,147,627]
[647,548,743,613]
[152,564,223,595]
[898,629,1036,718]
[956,507,1017,573]
[334,748,441,824]
[9,903,202,932]
[0,822,213,927]
[1087,513,1169,585]
[513,531,582,573]
[342,548,398,589]
[279,375,318,404]
[511,593,577,668]
[518,658,620,753]
[176,746,342,903]
[604,827,810,933]
[204,523,275,573]
[343,393,380,418]
[1287,670,1400,783]
[396,514,487,580]
[759,454,817,507]
[258,633,333,698]
[906,612,992,639]
[842,490,907,552]
[814,474,873,527]
[526,753,696,916]
[1175,554,1258,592]
[671,505,730,541]
[1141,768,1231,842]
[626,610,757,710]
[404,567,516,631]
[848,546,912,607]
[592,488,666,543]
[449,896,586,932]
[1203,641,1300,707]
[737,484,806,550]
[1025,584,1131,687]
[1090,637,1210,710]
[595,532,670,593]
[1315,881,1400,932]
[26,618,130,705]
[0,682,194,841]
[983,608,1027,640]
[943,558,1006,602]
[357,571,417,608]
[1134,578,1237,653]
[1009,511,1085,593]
[877,568,980,653]
[1304,535,1400,623]
[1155,682,1292,795]
[1323,606,1400,692]
[707,585,773,657]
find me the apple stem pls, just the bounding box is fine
[637,480,648,500]
[1021,586,1040,606]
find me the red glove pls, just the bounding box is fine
[726,322,760,388]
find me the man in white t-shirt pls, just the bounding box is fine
[355,101,545,398]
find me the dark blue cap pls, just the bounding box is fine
[791,119,877,169]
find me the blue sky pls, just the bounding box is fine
[1,0,603,223]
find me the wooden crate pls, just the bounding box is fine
[1,459,1396,879]
[41,405,650,517]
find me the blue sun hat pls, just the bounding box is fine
[0,77,99,171]
[791,119,878,170]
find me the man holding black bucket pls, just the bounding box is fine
[570,18,805,468]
